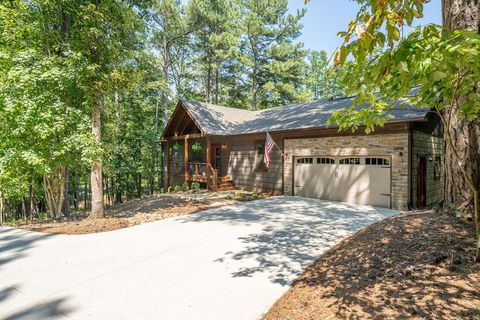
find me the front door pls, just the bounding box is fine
[417,157,427,208]
[211,144,222,172]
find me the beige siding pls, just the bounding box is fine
[283,133,410,211]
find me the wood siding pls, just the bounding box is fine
[222,134,284,194]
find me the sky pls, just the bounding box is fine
[288,0,443,57]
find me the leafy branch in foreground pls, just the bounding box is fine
[322,0,480,261]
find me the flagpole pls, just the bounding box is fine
[267,130,284,157]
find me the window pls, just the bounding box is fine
[365,157,390,166]
[339,157,360,165]
[434,156,441,180]
[296,157,313,164]
[317,157,335,164]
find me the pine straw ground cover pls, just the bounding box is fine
[263,211,480,320]
[11,192,241,234]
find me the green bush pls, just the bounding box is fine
[167,186,173,193]
[191,182,200,192]
[181,182,189,192]
[160,187,165,193]
[174,185,182,192]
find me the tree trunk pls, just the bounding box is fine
[63,168,70,216]
[89,92,104,218]
[215,61,219,105]
[137,173,142,198]
[43,166,67,219]
[0,189,4,225]
[442,0,480,216]
[29,176,37,219]
[162,42,170,126]
[114,173,122,204]
[73,172,79,210]
[442,0,480,261]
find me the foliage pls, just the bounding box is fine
[192,141,202,153]
[172,142,182,152]
[160,187,165,193]
[181,182,189,192]
[316,0,480,260]
[191,182,200,192]
[305,50,345,100]
[174,184,182,192]
[168,186,173,193]
[237,0,308,110]
[329,25,480,133]
[0,0,313,221]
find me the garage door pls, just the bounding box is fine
[294,156,391,208]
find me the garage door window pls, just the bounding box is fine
[339,157,360,165]
[365,157,390,166]
[317,157,335,164]
[297,157,313,164]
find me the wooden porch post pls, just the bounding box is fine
[166,140,170,188]
[184,137,189,183]
[206,137,211,189]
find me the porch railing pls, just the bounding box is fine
[208,163,218,191]
[170,161,218,191]
[169,161,185,175]
[188,162,207,178]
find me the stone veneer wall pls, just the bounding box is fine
[411,131,444,208]
[283,133,410,210]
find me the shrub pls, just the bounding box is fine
[181,182,189,192]
[167,186,173,193]
[160,187,165,193]
[174,185,182,192]
[191,182,200,192]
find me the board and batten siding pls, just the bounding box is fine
[283,132,410,211]
[411,131,444,208]
[224,135,284,194]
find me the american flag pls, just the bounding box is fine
[264,131,276,168]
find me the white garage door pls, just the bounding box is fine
[294,156,391,208]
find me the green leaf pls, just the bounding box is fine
[431,71,446,81]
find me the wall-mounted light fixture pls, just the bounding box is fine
[428,154,433,162]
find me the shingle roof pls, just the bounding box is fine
[180,96,429,136]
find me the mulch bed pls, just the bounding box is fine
[13,193,237,234]
[263,210,480,320]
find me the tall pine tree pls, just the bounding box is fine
[238,0,307,110]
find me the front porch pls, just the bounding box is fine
[161,101,239,191]
[165,134,235,191]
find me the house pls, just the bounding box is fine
[161,97,444,211]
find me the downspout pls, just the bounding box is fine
[408,122,413,210]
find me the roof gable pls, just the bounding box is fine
[162,102,202,138]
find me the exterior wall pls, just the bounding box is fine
[411,131,444,208]
[283,133,410,210]
[224,134,284,194]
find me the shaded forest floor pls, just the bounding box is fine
[263,210,480,320]
[11,191,246,234]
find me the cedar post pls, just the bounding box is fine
[166,140,170,187]
[206,137,211,189]
[184,137,189,183]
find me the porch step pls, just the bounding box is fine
[217,186,238,191]
[216,176,237,191]
[219,176,232,183]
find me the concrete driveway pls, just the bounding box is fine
[0,196,398,320]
